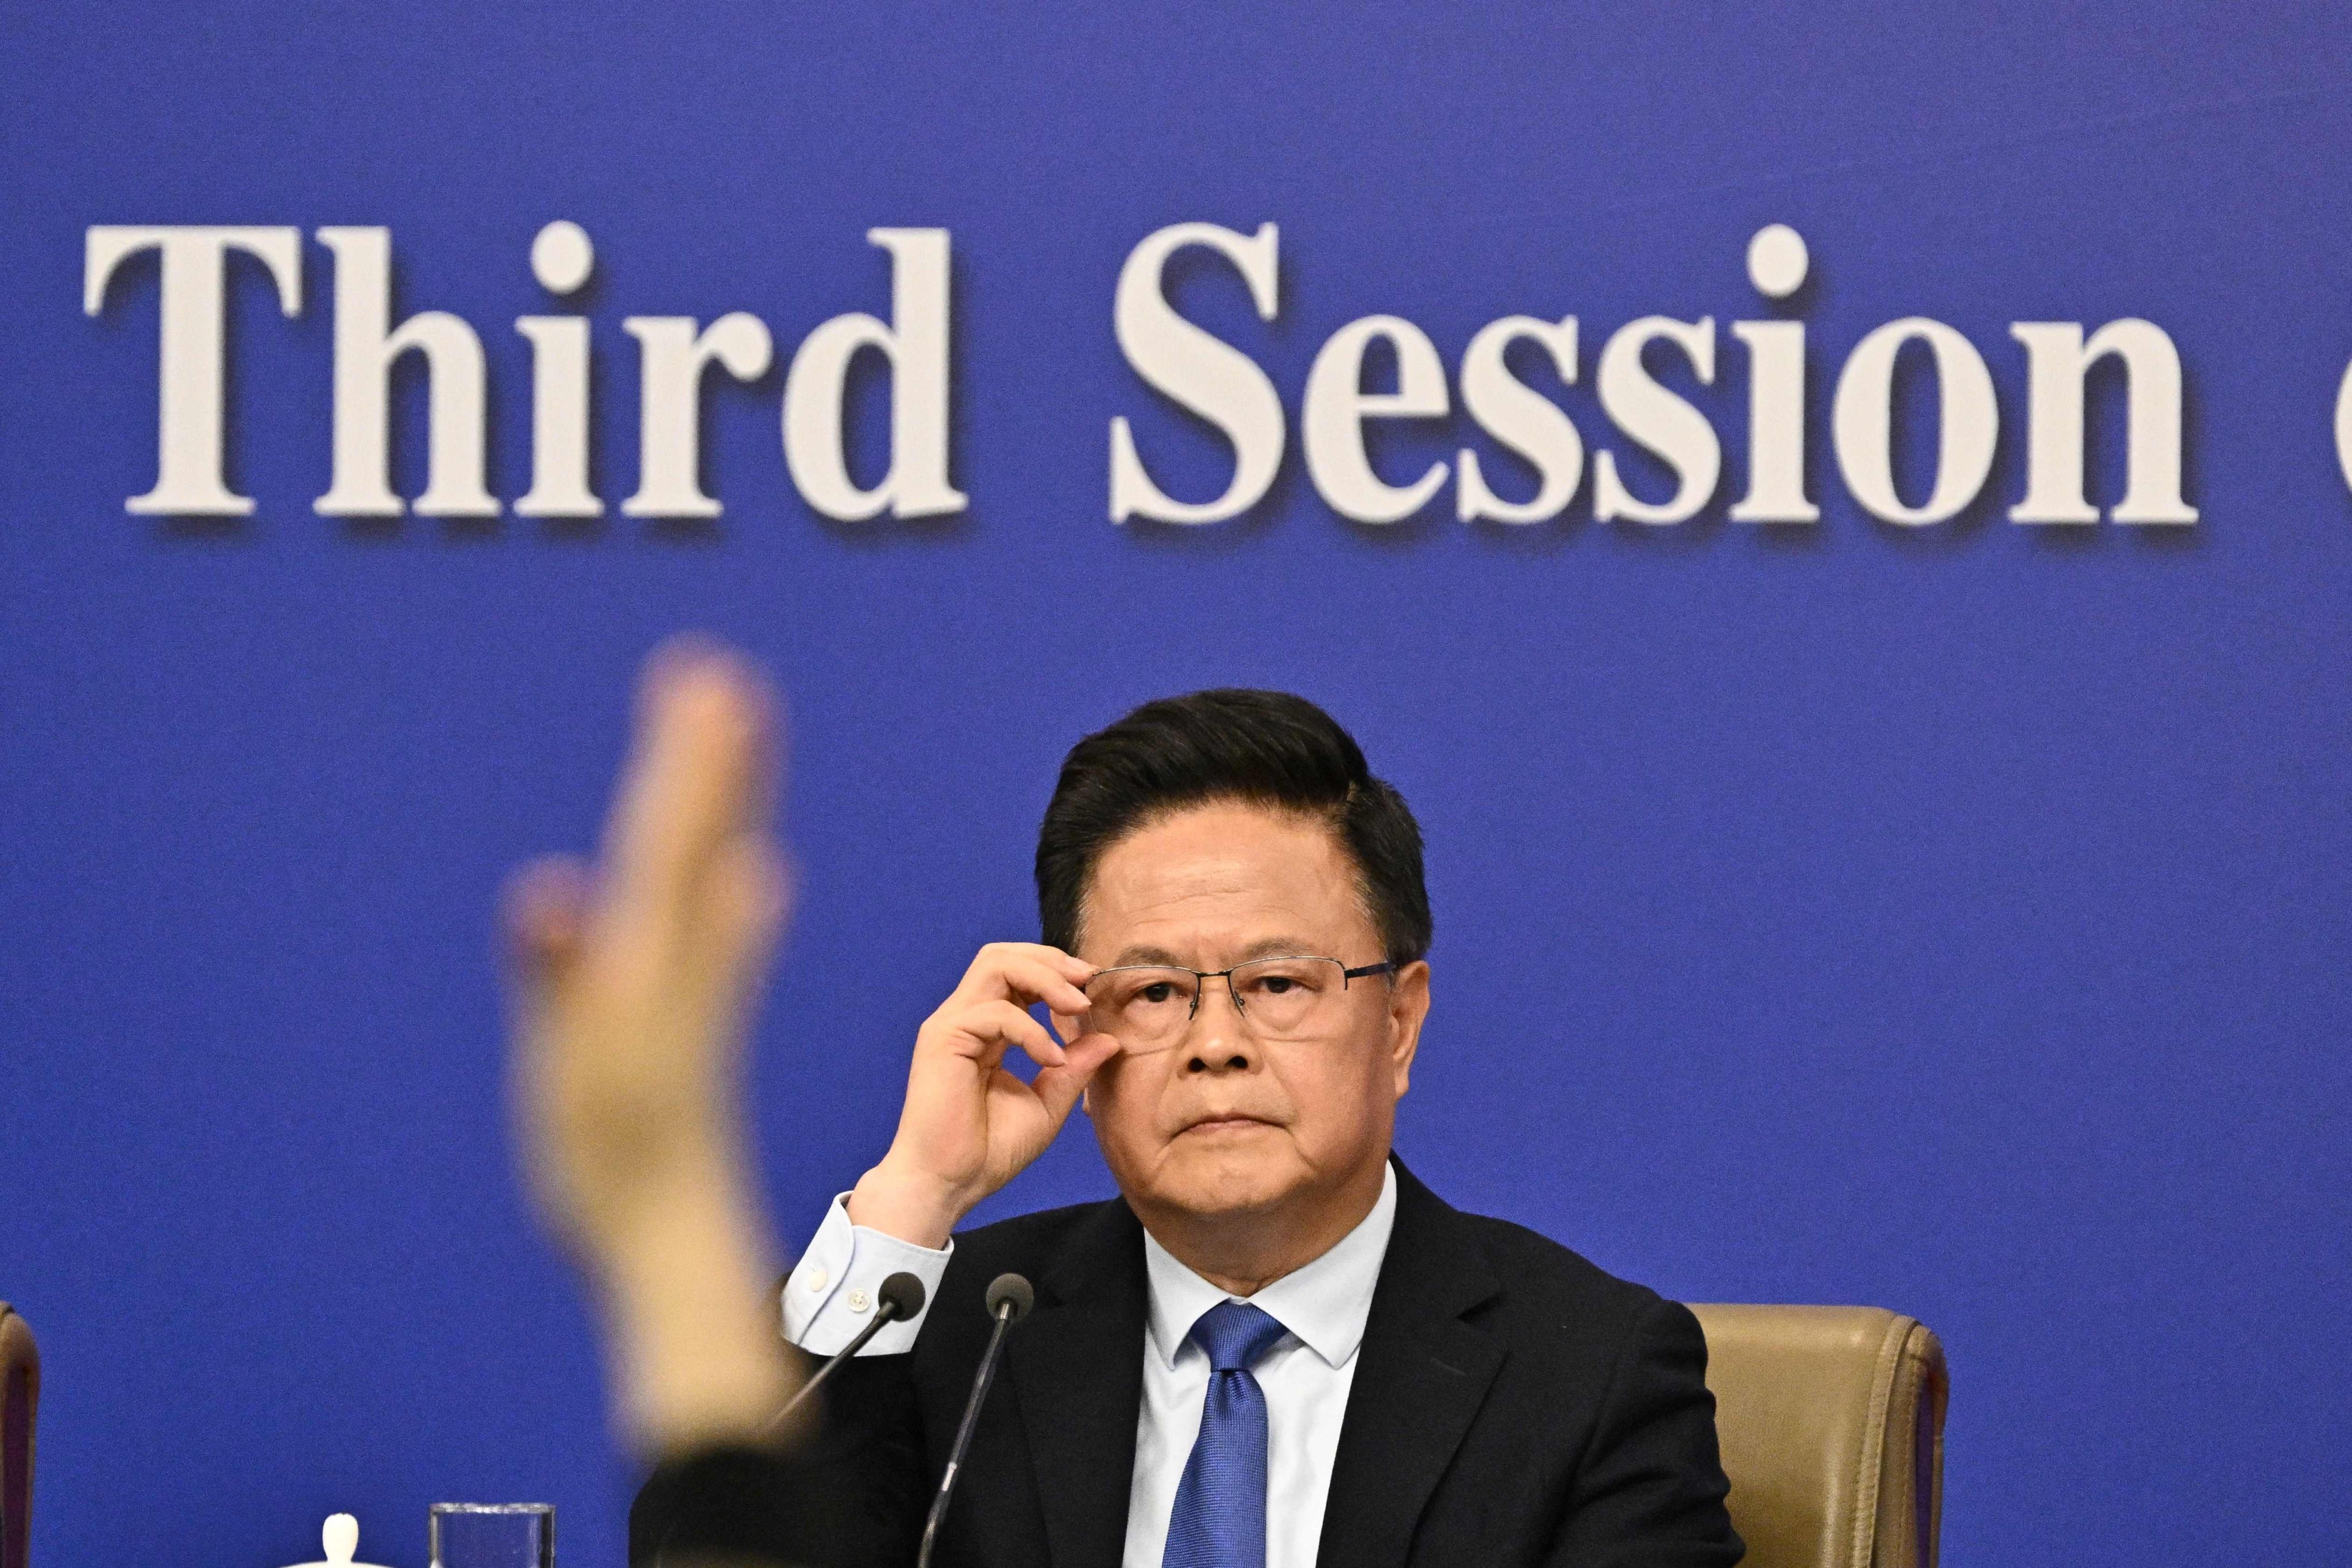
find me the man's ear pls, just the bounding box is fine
[1387,960,1430,1098]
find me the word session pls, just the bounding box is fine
[83,220,2196,528]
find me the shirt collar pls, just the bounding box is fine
[1142,1160,1399,1372]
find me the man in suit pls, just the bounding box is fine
[505,639,1740,1568]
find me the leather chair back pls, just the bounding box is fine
[0,1305,34,1568]
[1688,1304,1947,1568]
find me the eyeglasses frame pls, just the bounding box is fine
[1080,955,1399,1038]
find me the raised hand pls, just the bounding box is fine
[504,638,800,1453]
[847,943,1122,1248]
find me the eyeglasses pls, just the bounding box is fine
[1080,956,1396,1055]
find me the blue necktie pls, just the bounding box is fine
[1161,1299,1291,1568]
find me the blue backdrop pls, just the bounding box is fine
[5,4,2349,1564]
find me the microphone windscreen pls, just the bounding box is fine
[878,1270,928,1320]
[984,1272,1035,1322]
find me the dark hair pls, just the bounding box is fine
[1036,689,1431,965]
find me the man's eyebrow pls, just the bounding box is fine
[1235,935,1324,961]
[1106,937,1331,968]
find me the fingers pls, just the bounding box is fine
[692,836,794,1015]
[1028,1031,1122,1129]
[503,855,592,991]
[952,942,1094,1017]
[501,855,595,1228]
[949,999,1069,1068]
[604,639,781,937]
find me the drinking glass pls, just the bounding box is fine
[428,1503,554,1568]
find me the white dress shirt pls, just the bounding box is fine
[781,1164,1400,1568]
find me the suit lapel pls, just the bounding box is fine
[1315,1161,1505,1568]
[1007,1199,1149,1568]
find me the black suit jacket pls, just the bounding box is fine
[634,1161,1743,1568]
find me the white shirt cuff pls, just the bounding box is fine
[779,1192,952,1356]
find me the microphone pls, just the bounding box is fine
[915,1273,1034,1568]
[763,1270,928,1436]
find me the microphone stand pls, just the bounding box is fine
[916,1273,1033,1568]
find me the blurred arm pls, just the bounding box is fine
[505,639,800,1457]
